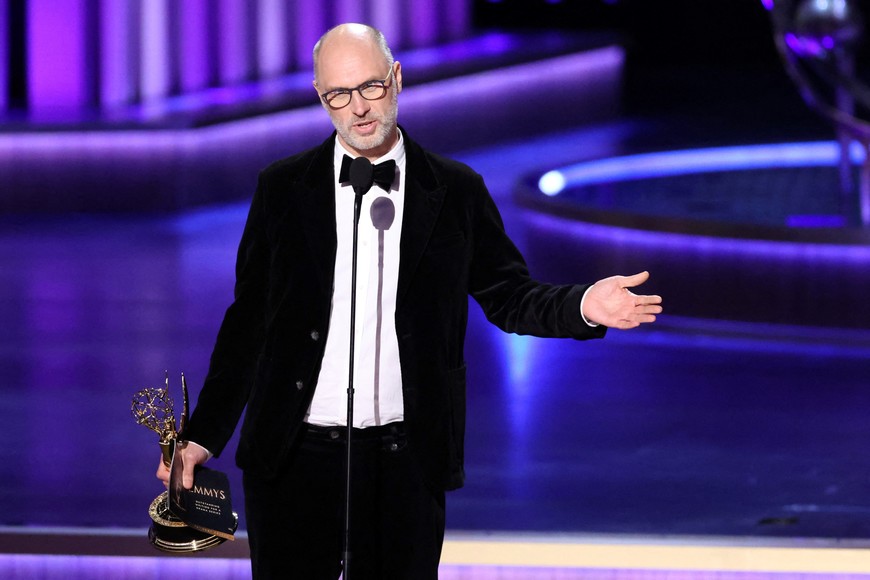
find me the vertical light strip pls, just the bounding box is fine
[179,0,209,92]
[407,0,437,46]
[140,0,169,101]
[0,0,7,111]
[257,0,287,78]
[27,0,88,112]
[370,0,402,49]
[295,0,325,71]
[444,0,470,40]
[219,0,248,85]
[99,0,133,107]
[335,0,365,24]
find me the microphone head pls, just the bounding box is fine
[349,156,374,196]
[370,196,396,231]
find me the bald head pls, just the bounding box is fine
[313,24,394,84]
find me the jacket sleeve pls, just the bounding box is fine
[467,172,606,340]
[182,174,270,457]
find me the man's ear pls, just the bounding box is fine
[313,79,326,108]
[394,62,402,94]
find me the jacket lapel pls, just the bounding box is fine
[397,132,446,306]
[293,130,445,304]
[297,135,339,292]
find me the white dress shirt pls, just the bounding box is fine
[306,134,407,428]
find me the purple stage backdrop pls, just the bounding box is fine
[5,0,470,116]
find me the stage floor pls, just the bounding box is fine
[4,530,870,578]
[2,121,870,576]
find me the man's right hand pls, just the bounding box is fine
[155,441,212,489]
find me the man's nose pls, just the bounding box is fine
[349,91,371,116]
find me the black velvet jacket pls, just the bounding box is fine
[183,129,606,491]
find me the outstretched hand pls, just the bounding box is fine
[582,271,662,329]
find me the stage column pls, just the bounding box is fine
[257,0,289,79]
[140,0,170,102]
[218,0,253,86]
[27,0,94,113]
[0,0,7,112]
[99,0,136,107]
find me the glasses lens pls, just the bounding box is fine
[326,92,351,109]
[360,84,387,101]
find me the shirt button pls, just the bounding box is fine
[295,380,304,390]
[390,443,399,451]
[310,330,320,341]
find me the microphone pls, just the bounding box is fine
[349,156,374,197]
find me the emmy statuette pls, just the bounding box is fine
[131,372,237,553]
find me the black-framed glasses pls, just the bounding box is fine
[319,69,393,110]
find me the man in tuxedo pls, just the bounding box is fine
[158,23,662,579]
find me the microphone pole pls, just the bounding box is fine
[343,156,374,580]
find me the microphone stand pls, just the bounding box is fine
[343,157,374,579]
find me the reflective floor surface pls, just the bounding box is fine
[2,123,870,548]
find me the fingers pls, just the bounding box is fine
[621,271,650,288]
[183,463,196,490]
[155,445,205,490]
[637,299,663,311]
[618,311,658,328]
[180,442,211,489]
[635,313,658,324]
[617,290,663,329]
[156,459,170,488]
[624,272,661,309]
[614,319,642,330]
[631,298,662,321]
[631,294,663,306]
[178,443,198,490]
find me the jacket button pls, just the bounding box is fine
[295,380,304,390]
[310,330,320,341]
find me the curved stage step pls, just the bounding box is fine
[507,139,870,329]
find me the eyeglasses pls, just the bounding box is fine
[319,69,393,110]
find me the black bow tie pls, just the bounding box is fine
[339,155,396,192]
